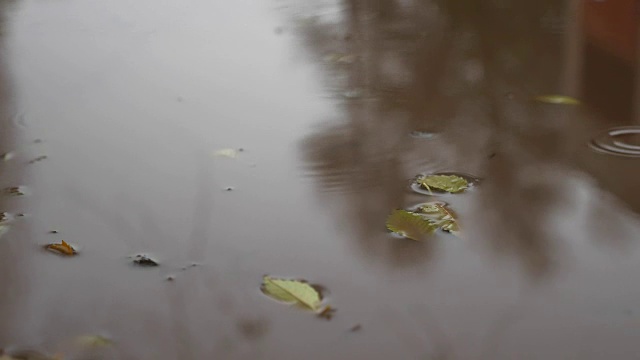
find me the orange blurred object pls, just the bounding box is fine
[584,0,639,63]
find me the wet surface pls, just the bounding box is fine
[1,0,640,359]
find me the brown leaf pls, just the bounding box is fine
[45,240,77,256]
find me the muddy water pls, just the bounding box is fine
[1,0,640,359]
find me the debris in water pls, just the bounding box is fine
[534,95,580,105]
[1,152,15,161]
[416,174,469,193]
[3,186,27,196]
[213,148,238,158]
[45,240,77,256]
[166,275,176,281]
[317,306,336,320]
[49,230,59,234]
[28,155,48,164]
[224,187,235,191]
[385,209,438,241]
[261,275,328,313]
[0,212,13,223]
[349,324,362,332]
[74,334,113,348]
[132,254,159,267]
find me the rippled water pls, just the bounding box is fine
[590,126,640,157]
[1,0,640,359]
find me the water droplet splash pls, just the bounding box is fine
[589,126,640,158]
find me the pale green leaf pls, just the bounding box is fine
[416,202,461,237]
[386,209,438,240]
[213,148,237,158]
[261,276,322,311]
[75,335,113,348]
[1,152,14,161]
[534,95,581,105]
[417,175,468,193]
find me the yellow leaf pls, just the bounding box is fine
[261,276,322,311]
[213,148,237,158]
[0,225,8,238]
[45,240,77,256]
[534,95,580,105]
[75,335,112,348]
[417,174,468,193]
[386,209,438,240]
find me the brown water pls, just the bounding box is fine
[1,0,640,359]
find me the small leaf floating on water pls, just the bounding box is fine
[415,202,461,237]
[261,275,325,312]
[3,186,27,196]
[416,174,469,194]
[213,148,238,158]
[132,254,159,266]
[1,152,15,161]
[317,305,336,320]
[74,334,113,348]
[534,95,581,105]
[0,349,62,360]
[385,209,438,241]
[0,212,13,223]
[28,155,48,164]
[45,240,77,256]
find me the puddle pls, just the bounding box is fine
[589,126,640,158]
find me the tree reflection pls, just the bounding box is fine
[297,0,640,279]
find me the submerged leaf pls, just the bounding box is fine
[75,335,113,348]
[45,240,77,256]
[261,276,322,311]
[0,212,11,223]
[534,95,580,105]
[386,209,438,240]
[317,305,336,320]
[3,186,27,196]
[213,148,238,158]
[132,254,158,266]
[1,152,15,161]
[417,175,468,193]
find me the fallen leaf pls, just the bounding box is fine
[45,240,77,256]
[3,186,27,196]
[28,155,48,164]
[534,95,580,105]
[1,152,15,161]
[0,212,12,223]
[317,305,336,320]
[213,148,238,158]
[417,202,460,236]
[75,335,112,348]
[417,174,468,193]
[132,254,158,266]
[261,275,322,311]
[386,209,438,240]
[1,350,62,360]
[323,53,357,64]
